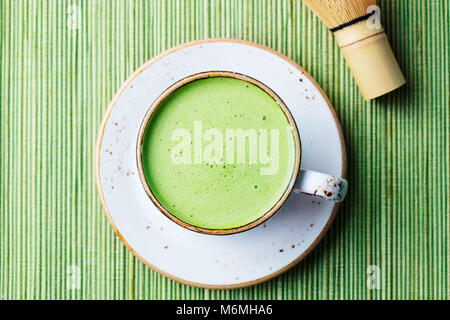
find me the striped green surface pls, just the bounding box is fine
[1,0,448,300]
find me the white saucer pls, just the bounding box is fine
[95,39,346,289]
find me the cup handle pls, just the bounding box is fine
[292,169,348,202]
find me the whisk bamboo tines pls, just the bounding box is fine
[303,0,405,100]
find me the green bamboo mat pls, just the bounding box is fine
[1,0,448,300]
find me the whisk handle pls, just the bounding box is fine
[335,21,406,100]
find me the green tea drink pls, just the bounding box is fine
[141,77,296,230]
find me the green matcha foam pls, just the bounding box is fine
[141,77,296,230]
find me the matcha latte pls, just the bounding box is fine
[140,76,297,230]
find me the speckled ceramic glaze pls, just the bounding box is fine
[96,39,347,288]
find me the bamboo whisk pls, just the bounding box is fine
[302,0,405,100]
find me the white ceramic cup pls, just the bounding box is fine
[137,71,348,235]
